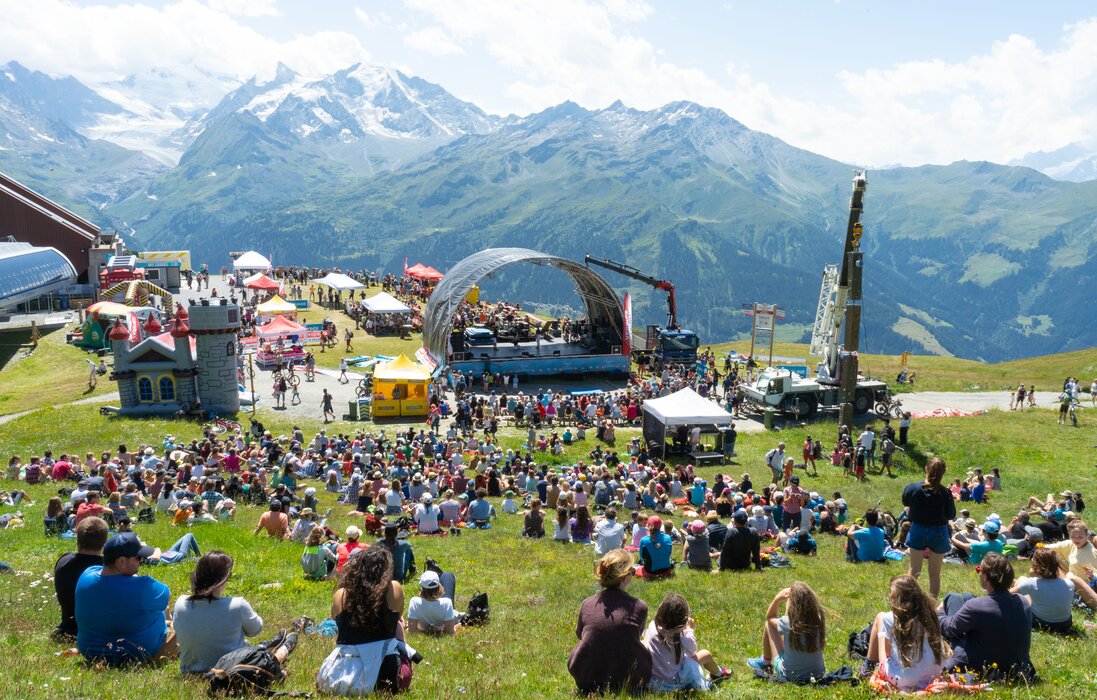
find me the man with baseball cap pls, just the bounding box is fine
[75,532,176,665]
[719,509,762,571]
[952,521,1004,565]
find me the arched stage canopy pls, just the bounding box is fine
[422,248,625,365]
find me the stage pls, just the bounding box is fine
[450,336,629,377]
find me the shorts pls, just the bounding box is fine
[906,523,951,554]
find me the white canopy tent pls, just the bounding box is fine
[362,291,412,314]
[642,387,733,457]
[232,251,271,272]
[314,272,366,291]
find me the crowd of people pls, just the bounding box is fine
[4,396,1094,696]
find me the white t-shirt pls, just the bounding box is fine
[407,595,456,632]
[594,520,626,555]
[877,611,942,691]
[859,430,875,450]
[414,503,440,532]
[1015,576,1074,624]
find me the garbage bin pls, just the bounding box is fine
[763,408,775,431]
[347,400,359,421]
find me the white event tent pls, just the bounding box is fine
[362,291,412,314]
[233,251,272,272]
[314,272,366,291]
[641,387,733,456]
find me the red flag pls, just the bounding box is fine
[622,292,632,356]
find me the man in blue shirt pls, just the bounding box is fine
[847,510,888,562]
[75,532,175,665]
[689,477,707,508]
[466,488,495,527]
[377,523,415,582]
[638,515,674,576]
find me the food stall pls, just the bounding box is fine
[253,315,307,368]
[255,295,297,322]
[371,353,430,418]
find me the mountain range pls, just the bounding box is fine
[2,58,1097,363]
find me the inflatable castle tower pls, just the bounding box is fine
[107,298,241,416]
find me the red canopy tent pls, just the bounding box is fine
[405,263,428,278]
[257,315,306,339]
[418,266,444,281]
[243,273,281,291]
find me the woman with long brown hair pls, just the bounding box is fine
[317,544,413,695]
[901,457,956,597]
[865,575,948,690]
[1012,547,1097,633]
[748,581,825,681]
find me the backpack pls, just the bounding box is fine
[300,546,328,579]
[205,646,284,696]
[462,591,489,626]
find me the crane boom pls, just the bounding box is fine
[584,255,678,328]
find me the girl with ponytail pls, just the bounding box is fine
[901,457,956,597]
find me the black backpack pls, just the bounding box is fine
[462,591,489,626]
[205,646,284,697]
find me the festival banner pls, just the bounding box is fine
[622,291,632,356]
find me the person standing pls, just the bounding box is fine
[902,458,955,598]
[898,412,911,446]
[765,442,786,484]
[338,359,349,384]
[322,389,335,424]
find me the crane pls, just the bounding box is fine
[583,255,679,328]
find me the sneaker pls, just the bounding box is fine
[282,632,299,654]
[858,660,877,678]
[746,656,772,674]
[257,629,286,651]
[425,557,444,575]
[710,667,733,685]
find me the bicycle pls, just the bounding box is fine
[1069,400,1081,428]
[874,395,904,419]
[272,366,301,389]
[208,416,242,435]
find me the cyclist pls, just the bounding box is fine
[1057,391,1072,425]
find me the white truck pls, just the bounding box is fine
[742,366,889,419]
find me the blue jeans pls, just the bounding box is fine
[157,533,201,564]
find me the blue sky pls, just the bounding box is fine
[4,0,1097,166]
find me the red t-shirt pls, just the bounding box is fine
[74,502,108,527]
[336,540,367,571]
[51,461,72,481]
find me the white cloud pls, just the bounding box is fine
[0,0,368,87]
[405,27,465,56]
[206,0,280,17]
[400,1,1097,166]
[354,6,378,28]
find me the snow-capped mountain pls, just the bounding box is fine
[84,65,243,166]
[1010,143,1097,183]
[188,62,500,172]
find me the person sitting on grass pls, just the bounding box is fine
[253,499,290,540]
[336,525,367,572]
[316,545,411,696]
[719,510,762,571]
[1012,548,1097,633]
[593,507,625,555]
[52,516,107,642]
[846,510,889,563]
[777,527,818,556]
[951,521,1003,564]
[115,517,202,564]
[523,499,545,539]
[862,575,948,691]
[301,527,339,580]
[570,505,594,544]
[466,488,495,528]
[75,532,177,665]
[413,494,442,535]
[747,582,827,682]
[636,516,675,578]
[937,553,1035,681]
[1044,519,1097,582]
[173,551,268,674]
[683,520,713,571]
[377,522,415,584]
[568,549,653,694]
[553,506,571,543]
[407,570,458,635]
[642,593,732,692]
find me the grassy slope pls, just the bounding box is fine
[1,403,1096,698]
[0,327,115,416]
[708,340,1097,394]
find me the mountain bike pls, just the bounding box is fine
[1069,400,1080,427]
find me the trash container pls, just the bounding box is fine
[763,408,775,431]
[347,400,359,421]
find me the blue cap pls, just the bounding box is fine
[982,521,1000,534]
[102,532,155,563]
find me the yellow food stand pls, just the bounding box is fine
[372,354,430,418]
